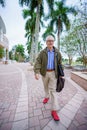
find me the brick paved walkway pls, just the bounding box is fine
[0,63,87,130]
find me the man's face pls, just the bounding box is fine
[46,40,54,48]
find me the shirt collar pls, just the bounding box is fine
[47,47,54,52]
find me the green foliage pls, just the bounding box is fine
[19,0,78,60]
[42,26,54,41]
[20,0,55,56]
[26,41,31,54]
[0,48,4,58]
[16,44,25,57]
[38,41,43,52]
[22,9,36,55]
[76,57,83,63]
[43,0,77,50]
[46,0,77,33]
[10,44,25,62]
[19,0,30,7]
[9,51,13,60]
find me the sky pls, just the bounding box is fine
[0,0,27,51]
[0,0,80,53]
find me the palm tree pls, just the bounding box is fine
[19,0,42,62]
[19,0,55,62]
[32,0,55,60]
[46,0,77,51]
[22,7,44,62]
[22,9,36,63]
[15,44,25,62]
[28,0,55,58]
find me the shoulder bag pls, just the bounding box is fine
[56,55,65,92]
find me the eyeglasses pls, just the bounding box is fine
[47,40,54,42]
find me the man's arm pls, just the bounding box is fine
[34,52,42,80]
[58,52,65,78]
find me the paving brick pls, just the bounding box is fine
[14,112,28,121]
[17,101,28,107]
[78,125,87,130]
[45,104,51,110]
[18,97,28,102]
[73,120,80,127]
[9,105,17,111]
[40,118,51,129]
[36,103,44,109]
[28,107,33,114]
[81,107,87,115]
[75,112,87,125]
[19,95,28,98]
[16,105,28,113]
[39,115,44,120]
[9,112,15,122]
[0,63,87,130]
[41,107,46,111]
[0,122,12,130]
[48,120,66,130]
[68,100,81,109]
[35,125,41,130]
[68,123,77,130]
[0,102,3,108]
[1,102,10,109]
[60,107,76,120]
[42,110,51,118]
[59,113,71,128]
[64,104,78,113]
[43,126,51,130]
[29,128,35,130]
[0,111,11,119]
[28,113,34,118]
[29,102,36,107]
[0,119,3,126]
[33,109,42,116]
[0,109,3,115]
[12,119,28,130]
[29,117,40,127]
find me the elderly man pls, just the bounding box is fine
[34,35,63,121]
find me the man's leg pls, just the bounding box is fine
[42,73,49,103]
[48,71,60,121]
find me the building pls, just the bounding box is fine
[0,16,9,63]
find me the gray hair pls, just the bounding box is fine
[46,35,55,41]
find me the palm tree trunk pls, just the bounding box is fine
[57,31,60,51]
[30,34,35,65]
[34,4,40,61]
[57,16,61,51]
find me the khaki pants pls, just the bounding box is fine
[42,71,59,110]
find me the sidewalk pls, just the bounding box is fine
[0,63,87,130]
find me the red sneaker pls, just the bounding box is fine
[43,98,49,104]
[51,111,60,121]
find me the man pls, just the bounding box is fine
[34,35,64,121]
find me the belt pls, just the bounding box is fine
[47,69,55,72]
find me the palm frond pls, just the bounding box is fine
[19,0,30,6]
[0,0,5,7]
[42,26,54,41]
[67,7,78,16]
[22,9,32,19]
[46,0,55,11]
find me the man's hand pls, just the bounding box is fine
[60,76,65,79]
[35,74,40,80]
